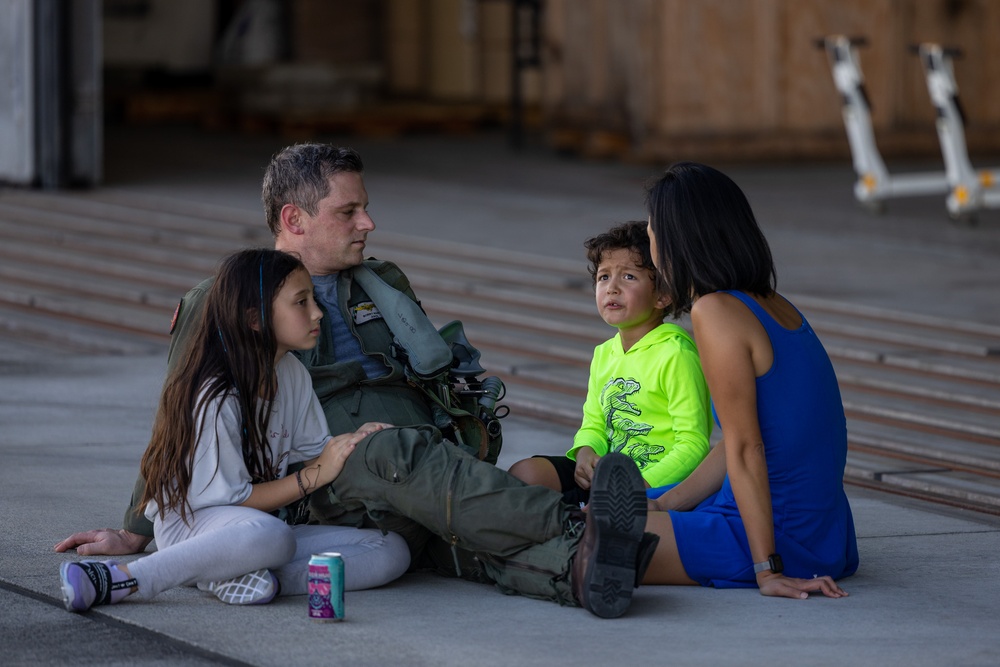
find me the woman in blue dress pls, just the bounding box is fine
[641,162,858,599]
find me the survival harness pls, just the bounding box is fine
[353,265,507,464]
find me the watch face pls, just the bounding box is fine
[770,554,784,574]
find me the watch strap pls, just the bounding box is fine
[753,553,783,574]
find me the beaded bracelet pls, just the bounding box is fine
[295,469,307,498]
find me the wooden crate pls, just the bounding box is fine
[542,0,1000,161]
[383,0,541,105]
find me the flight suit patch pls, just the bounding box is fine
[352,301,383,325]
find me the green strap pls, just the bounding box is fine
[353,264,454,379]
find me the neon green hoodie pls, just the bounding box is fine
[568,322,712,487]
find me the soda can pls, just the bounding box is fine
[308,553,344,622]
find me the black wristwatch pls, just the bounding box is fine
[753,553,783,575]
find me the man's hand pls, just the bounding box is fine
[54,529,152,556]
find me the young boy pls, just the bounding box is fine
[508,221,712,504]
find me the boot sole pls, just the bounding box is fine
[580,453,647,618]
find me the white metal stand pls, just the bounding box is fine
[817,35,998,220]
[913,43,1000,219]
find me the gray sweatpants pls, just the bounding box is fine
[126,505,410,600]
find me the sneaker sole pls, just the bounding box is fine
[580,454,647,618]
[206,569,278,605]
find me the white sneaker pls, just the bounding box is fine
[198,569,278,605]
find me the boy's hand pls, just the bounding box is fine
[573,448,600,490]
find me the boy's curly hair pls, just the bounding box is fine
[584,221,658,286]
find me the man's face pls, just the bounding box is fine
[293,171,375,275]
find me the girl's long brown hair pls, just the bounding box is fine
[139,249,307,523]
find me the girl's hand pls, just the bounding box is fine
[356,422,393,436]
[299,425,392,493]
[756,571,848,599]
[313,431,366,485]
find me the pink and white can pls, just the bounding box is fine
[308,552,344,622]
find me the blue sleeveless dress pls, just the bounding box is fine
[651,290,859,587]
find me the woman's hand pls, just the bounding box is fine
[649,494,670,512]
[756,571,848,599]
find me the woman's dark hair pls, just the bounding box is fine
[140,248,307,523]
[645,161,776,317]
[584,220,657,285]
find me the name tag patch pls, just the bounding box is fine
[352,301,383,325]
